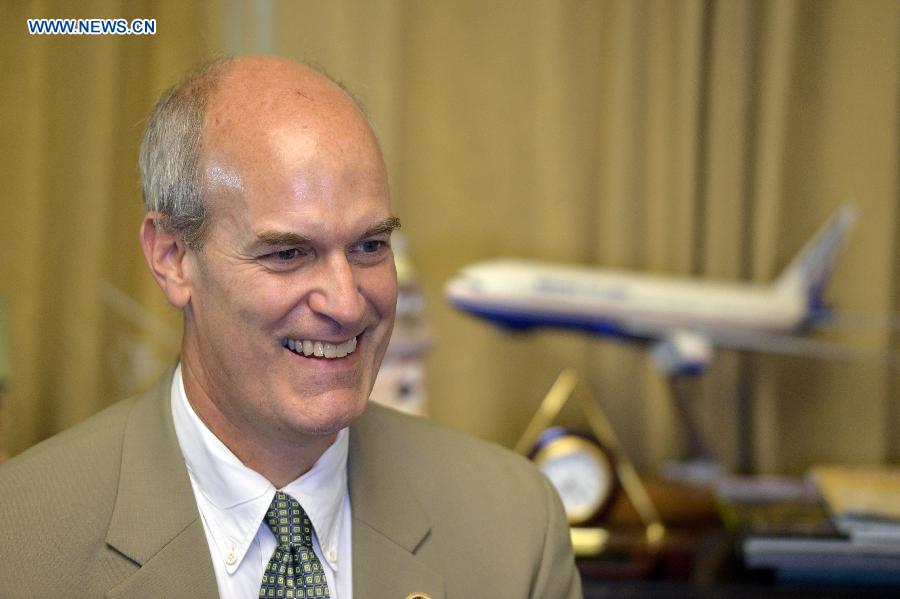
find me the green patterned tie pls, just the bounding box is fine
[259,491,331,598]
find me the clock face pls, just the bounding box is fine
[534,435,615,525]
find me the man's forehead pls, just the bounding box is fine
[200,63,383,189]
[204,57,366,140]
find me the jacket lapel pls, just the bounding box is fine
[105,368,218,598]
[349,404,445,599]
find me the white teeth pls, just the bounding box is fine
[284,336,358,359]
[334,337,356,358]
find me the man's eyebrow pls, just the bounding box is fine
[253,231,312,247]
[251,217,401,249]
[362,216,402,238]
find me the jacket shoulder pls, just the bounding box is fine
[0,397,138,591]
[0,396,135,494]
[357,401,541,487]
[353,403,562,543]
[352,403,581,598]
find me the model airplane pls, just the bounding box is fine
[445,205,871,375]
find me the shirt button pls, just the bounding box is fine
[225,549,237,565]
[326,549,337,563]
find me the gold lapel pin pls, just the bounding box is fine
[405,594,432,599]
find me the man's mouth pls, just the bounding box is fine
[282,336,358,359]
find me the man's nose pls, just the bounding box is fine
[307,254,366,326]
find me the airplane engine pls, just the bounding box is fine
[651,331,713,376]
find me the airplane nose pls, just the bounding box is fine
[444,277,474,304]
[443,278,460,296]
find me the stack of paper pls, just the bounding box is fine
[741,465,900,586]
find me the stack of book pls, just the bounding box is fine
[739,466,900,586]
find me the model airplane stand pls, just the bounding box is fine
[658,369,726,485]
[514,368,666,557]
[650,334,726,481]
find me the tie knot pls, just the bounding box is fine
[263,491,314,550]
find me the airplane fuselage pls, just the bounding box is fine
[445,260,807,341]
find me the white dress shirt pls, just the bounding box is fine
[170,364,353,598]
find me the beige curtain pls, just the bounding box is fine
[0,0,224,453]
[1,1,897,474]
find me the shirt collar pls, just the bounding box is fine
[170,363,349,572]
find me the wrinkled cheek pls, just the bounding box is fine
[235,305,263,328]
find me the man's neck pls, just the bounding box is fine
[179,359,336,488]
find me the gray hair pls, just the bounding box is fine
[139,57,234,249]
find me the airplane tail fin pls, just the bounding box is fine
[776,203,857,322]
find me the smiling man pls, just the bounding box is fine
[0,56,581,599]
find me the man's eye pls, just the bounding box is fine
[260,248,309,270]
[357,239,387,253]
[259,248,314,272]
[273,248,300,261]
[349,238,391,265]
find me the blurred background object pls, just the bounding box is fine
[0,1,897,477]
[369,233,432,416]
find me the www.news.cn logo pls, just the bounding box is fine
[27,18,156,35]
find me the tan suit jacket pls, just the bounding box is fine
[0,370,581,598]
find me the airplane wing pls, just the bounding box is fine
[814,309,900,333]
[636,321,899,375]
[702,328,900,368]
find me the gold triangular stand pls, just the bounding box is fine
[514,368,666,555]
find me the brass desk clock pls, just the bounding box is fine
[531,427,617,526]
[515,369,665,555]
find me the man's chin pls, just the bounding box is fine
[279,391,369,436]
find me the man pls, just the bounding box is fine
[0,56,581,598]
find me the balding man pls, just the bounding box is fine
[0,56,581,599]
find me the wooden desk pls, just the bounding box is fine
[578,477,900,599]
[583,579,899,598]
[579,527,900,599]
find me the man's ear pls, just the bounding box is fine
[139,213,193,309]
